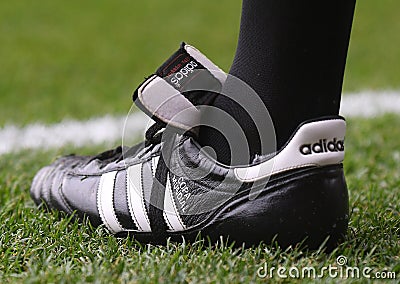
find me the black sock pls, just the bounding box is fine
[199,0,356,165]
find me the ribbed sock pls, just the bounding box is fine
[199,0,356,165]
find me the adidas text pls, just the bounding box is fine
[170,61,198,88]
[300,138,344,155]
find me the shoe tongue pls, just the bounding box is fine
[133,43,226,133]
[156,43,226,94]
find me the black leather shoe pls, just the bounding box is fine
[31,43,349,249]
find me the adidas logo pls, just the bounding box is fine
[300,138,344,155]
[170,61,198,88]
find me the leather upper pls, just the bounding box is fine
[30,43,346,236]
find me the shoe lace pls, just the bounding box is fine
[92,121,166,166]
[144,121,166,147]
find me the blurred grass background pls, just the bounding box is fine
[0,2,399,282]
[0,0,399,126]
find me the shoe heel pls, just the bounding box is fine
[207,165,349,250]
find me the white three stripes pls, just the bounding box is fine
[151,156,159,174]
[151,156,186,231]
[97,171,123,234]
[97,156,186,234]
[163,174,186,231]
[127,164,152,232]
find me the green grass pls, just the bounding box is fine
[0,116,399,283]
[0,0,241,126]
[0,0,399,283]
[345,0,400,91]
[0,0,400,126]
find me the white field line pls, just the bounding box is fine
[340,90,400,117]
[0,113,150,155]
[0,91,399,155]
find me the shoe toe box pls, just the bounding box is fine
[30,154,103,226]
[30,165,53,206]
[30,155,87,209]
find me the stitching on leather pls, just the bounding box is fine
[184,45,226,81]
[72,154,157,177]
[138,76,195,130]
[140,163,151,228]
[126,167,142,231]
[271,164,318,177]
[163,211,174,231]
[167,174,186,229]
[57,174,73,214]
[190,118,345,172]
[110,172,123,232]
[151,156,160,178]
[97,175,114,232]
[281,118,345,153]
[119,171,137,231]
[234,119,346,182]
[162,54,185,74]
[180,70,202,90]
[41,169,53,206]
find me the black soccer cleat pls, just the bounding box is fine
[30,43,349,249]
